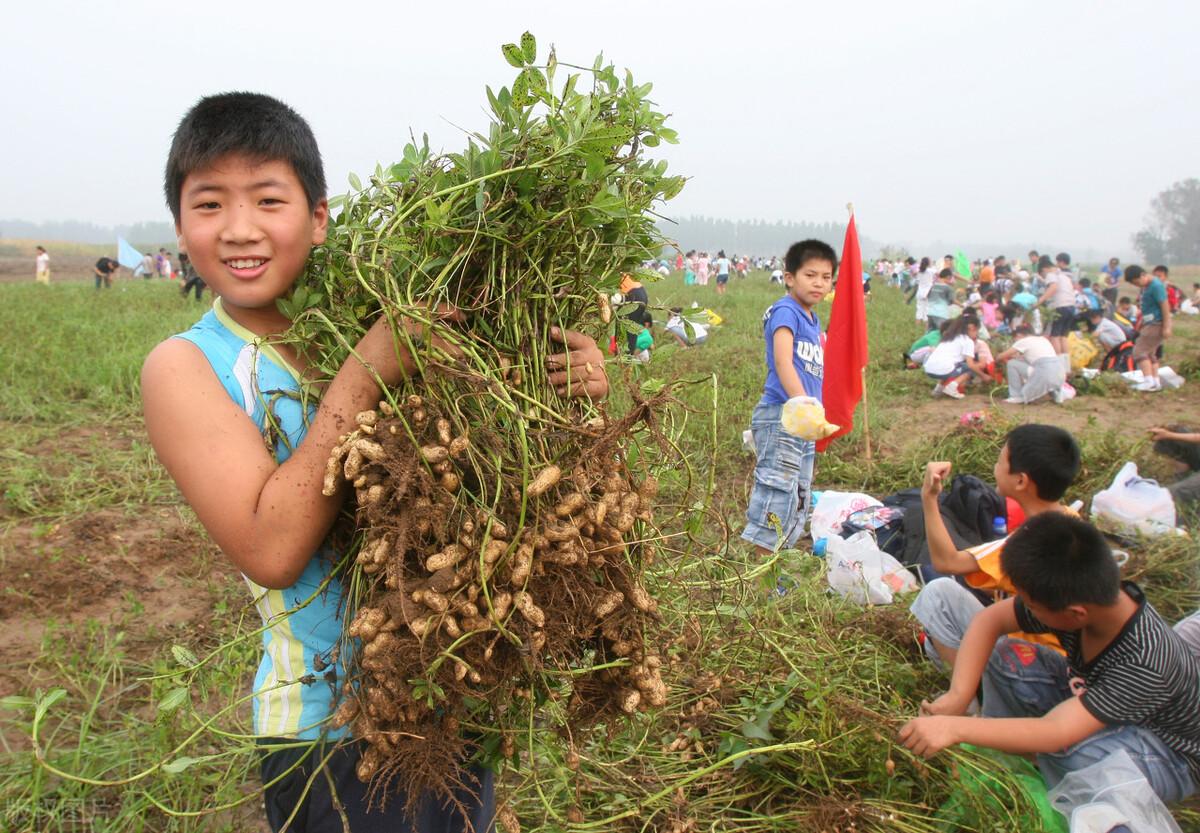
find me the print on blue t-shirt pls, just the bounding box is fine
[760,295,823,405]
[1141,277,1168,323]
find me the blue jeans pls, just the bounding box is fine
[741,401,815,550]
[982,637,1196,803]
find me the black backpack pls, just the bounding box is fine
[886,475,1005,579]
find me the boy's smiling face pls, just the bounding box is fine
[176,153,327,325]
[784,258,834,310]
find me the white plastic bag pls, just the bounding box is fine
[809,492,882,542]
[1048,748,1182,833]
[825,531,918,605]
[1091,461,1177,537]
[1159,367,1185,389]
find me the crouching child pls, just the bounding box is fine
[900,513,1200,804]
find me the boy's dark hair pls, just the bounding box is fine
[1037,255,1054,272]
[164,92,327,220]
[1153,264,1169,276]
[938,268,953,279]
[1118,296,1132,305]
[36,245,45,252]
[669,306,682,314]
[1078,277,1091,288]
[1124,265,1145,284]
[984,291,998,303]
[1087,308,1104,319]
[784,239,837,274]
[1005,423,1080,501]
[1055,252,1071,266]
[1001,513,1119,610]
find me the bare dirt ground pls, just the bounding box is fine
[0,505,239,694]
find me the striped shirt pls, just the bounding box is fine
[175,299,348,741]
[1016,583,1200,781]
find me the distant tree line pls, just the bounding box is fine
[1133,179,1200,264]
[656,216,880,259]
[0,219,175,245]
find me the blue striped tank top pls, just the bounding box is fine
[175,299,347,740]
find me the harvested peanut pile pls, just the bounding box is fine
[278,31,685,817]
[324,395,668,797]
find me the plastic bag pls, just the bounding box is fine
[780,395,840,440]
[1047,748,1182,833]
[1067,332,1099,371]
[810,492,882,542]
[825,531,918,605]
[1091,461,1177,537]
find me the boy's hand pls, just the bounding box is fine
[920,690,971,717]
[547,327,608,399]
[922,461,952,501]
[898,715,960,758]
[1148,426,1175,442]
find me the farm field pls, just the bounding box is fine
[2,272,1199,832]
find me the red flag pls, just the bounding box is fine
[816,215,868,452]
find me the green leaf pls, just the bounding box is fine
[519,31,537,64]
[584,153,605,180]
[348,172,362,191]
[34,688,66,724]
[501,43,525,68]
[171,644,199,668]
[522,68,547,100]
[157,687,189,713]
[740,721,774,741]
[0,695,35,710]
[512,73,531,106]
[162,754,215,775]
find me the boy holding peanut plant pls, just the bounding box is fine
[142,92,608,833]
[741,239,835,556]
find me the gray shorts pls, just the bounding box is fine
[909,578,984,666]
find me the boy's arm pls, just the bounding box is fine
[1161,294,1172,338]
[921,462,978,574]
[924,597,1020,715]
[771,327,806,398]
[143,315,420,590]
[901,695,1105,759]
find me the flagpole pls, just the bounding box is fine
[847,203,873,466]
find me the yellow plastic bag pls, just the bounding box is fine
[701,308,723,326]
[1067,331,1098,371]
[780,396,840,440]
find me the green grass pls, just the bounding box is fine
[1,273,1198,831]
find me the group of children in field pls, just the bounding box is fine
[746,243,1200,814]
[144,85,1198,831]
[899,250,1188,402]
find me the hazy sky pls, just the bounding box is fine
[3,0,1196,256]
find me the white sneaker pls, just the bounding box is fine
[942,382,964,399]
[931,382,945,397]
[1134,378,1162,392]
[1003,396,1023,404]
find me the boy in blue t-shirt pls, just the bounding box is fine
[1126,264,1173,392]
[741,239,835,555]
[142,92,610,833]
